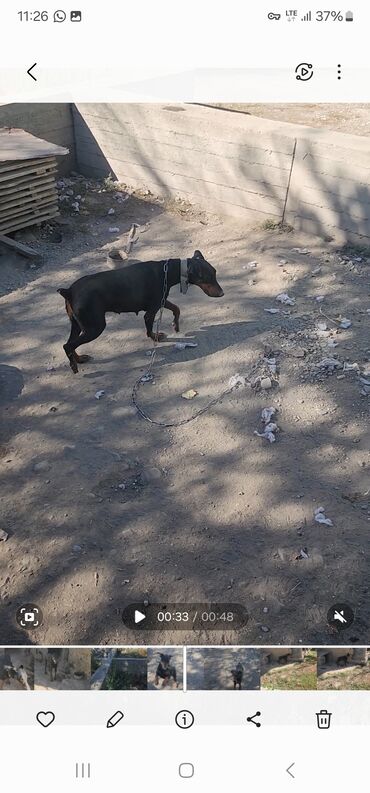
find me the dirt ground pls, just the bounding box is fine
[212,104,370,136]
[0,648,34,689]
[317,663,370,690]
[187,648,260,689]
[261,650,317,690]
[1,175,370,647]
[34,659,91,690]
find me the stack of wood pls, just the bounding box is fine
[0,127,68,236]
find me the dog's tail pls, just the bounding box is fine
[57,287,78,324]
[57,287,71,300]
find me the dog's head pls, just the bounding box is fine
[159,653,172,668]
[187,250,224,297]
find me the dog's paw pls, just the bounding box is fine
[75,354,91,364]
[152,331,167,342]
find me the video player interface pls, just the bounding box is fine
[0,3,369,790]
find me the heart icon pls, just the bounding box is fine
[36,711,55,727]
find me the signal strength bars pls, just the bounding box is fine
[301,11,312,21]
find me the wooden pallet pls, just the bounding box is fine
[0,155,60,235]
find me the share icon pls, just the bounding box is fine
[247,711,262,728]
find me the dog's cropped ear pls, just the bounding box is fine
[193,250,205,260]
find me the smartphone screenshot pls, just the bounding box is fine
[0,2,369,789]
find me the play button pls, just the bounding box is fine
[134,610,146,624]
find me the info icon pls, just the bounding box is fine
[327,603,354,631]
[16,603,43,630]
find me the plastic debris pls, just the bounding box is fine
[276,292,295,306]
[254,407,279,443]
[140,373,154,383]
[296,547,309,560]
[278,259,288,266]
[264,308,280,314]
[109,227,120,233]
[314,507,333,526]
[315,295,325,302]
[260,376,273,390]
[0,529,9,542]
[71,201,80,212]
[261,406,276,423]
[312,266,321,275]
[292,247,310,254]
[228,374,247,389]
[327,339,338,348]
[174,341,198,350]
[339,318,352,329]
[181,389,198,400]
[343,362,359,372]
[317,322,327,331]
[316,358,342,371]
[242,260,258,270]
[107,208,115,215]
[94,390,105,399]
[264,357,277,374]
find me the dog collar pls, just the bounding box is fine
[180,258,189,294]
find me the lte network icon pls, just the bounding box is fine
[70,10,82,22]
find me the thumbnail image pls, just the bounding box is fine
[34,648,92,690]
[0,649,34,690]
[147,648,183,689]
[261,648,317,690]
[91,648,147,690]
[187,648,260,690]
[317,648,370,690]
[1,102,370,647]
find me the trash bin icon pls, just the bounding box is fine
[316,709,332,729]
[345,10,354,21]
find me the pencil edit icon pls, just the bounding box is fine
[106,710,124,728]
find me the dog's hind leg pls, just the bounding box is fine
[64,317,92,368]
[64,318,106,373]
[164,300,180,332]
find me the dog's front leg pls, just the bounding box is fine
[144,310,167,342]
[164,300,180,332]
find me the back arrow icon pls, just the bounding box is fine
[286,762,295,779]
[27,63,37,81]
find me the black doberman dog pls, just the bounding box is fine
[155,653,178,688]
[231,662,244,690]
[58,250,224,373]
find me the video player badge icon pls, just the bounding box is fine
[295,62,314,81]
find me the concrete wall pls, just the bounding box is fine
[73,103,370,244]
[1,102,369,244]
[0,103,75,173]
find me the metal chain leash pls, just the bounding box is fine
[132,261,260,428]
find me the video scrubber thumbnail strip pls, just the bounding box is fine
[1,647,370,691]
